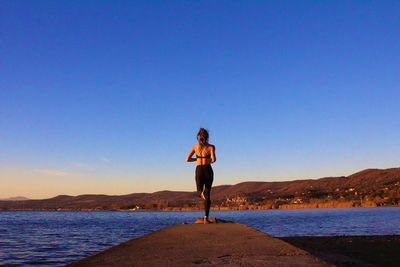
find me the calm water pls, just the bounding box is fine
[1,207,399,266]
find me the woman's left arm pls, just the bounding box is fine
[211,145,216,163]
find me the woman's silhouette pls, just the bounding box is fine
[186,128,216,224]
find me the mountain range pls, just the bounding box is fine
[1,167,399,211]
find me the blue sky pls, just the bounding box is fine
[1,1,399,198]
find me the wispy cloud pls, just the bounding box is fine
[71,162,90,168]
[34,169,70,177]
[100,157,111,163]
[71,162,94,171]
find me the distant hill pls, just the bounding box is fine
[0,168,399,211]
[0,196,30,201]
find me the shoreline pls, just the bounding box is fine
[281,235,400,267]
[1,205,399,212]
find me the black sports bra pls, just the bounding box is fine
[196,154,211,159]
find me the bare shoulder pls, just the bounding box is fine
[208,144,215,150]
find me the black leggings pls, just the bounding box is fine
[195,164,214,217]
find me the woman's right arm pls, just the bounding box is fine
[186,145,196,162]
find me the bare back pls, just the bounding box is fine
[186,143,216,166]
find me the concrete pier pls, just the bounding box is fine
[67,220,328,266]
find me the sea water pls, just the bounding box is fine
[1,207,399,266]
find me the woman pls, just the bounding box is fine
[186,128,216,223]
